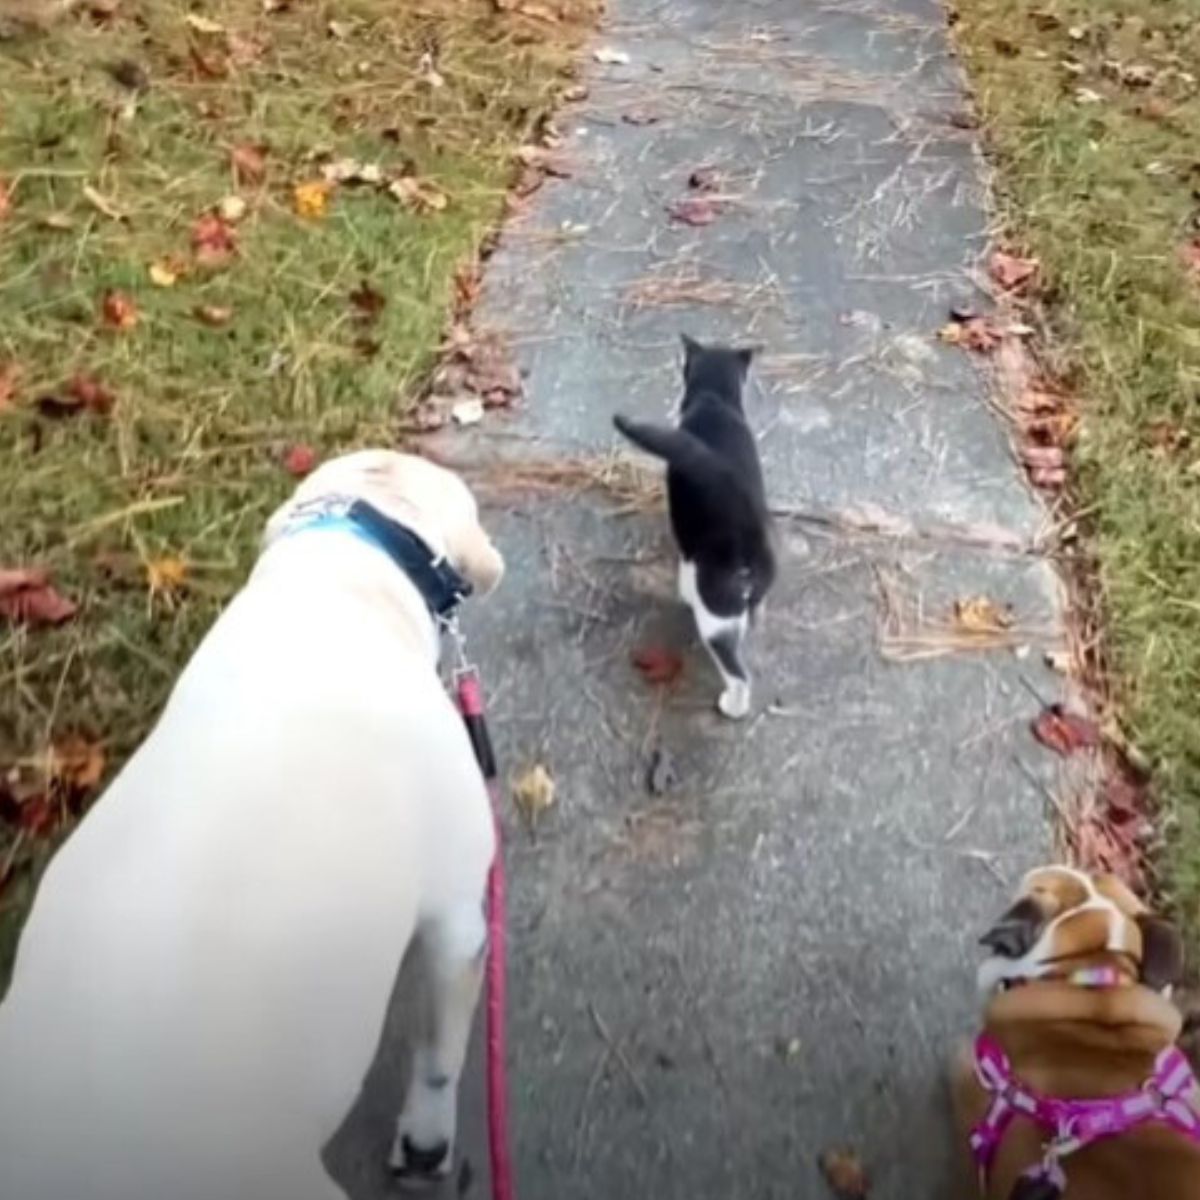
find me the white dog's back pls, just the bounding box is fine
[0,535,493,1200]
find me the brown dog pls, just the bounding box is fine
[952,865,1200,1199]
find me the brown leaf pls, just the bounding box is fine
[387,176,448,213]
[453,261,482,314]
[952,595,1014,635]
[0,177,10,223]
[191,211,238,266]
[667,197,720,226]
[0,567,78,627]
[43,373,117,418]
[819,1148,869,1198]
[631,645,684,686]
[282,444,318,477]
[231,142,268,185]
[1031,704,1101,756]
[194,304,234,327]
[101,290,138,331]
[349,280,386,322]
[989,251,1039,292]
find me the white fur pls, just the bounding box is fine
[0,450,503,1200]
[678,560,751,720]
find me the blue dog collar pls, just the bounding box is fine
[280,495,472,620]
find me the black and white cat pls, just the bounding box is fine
[614,334,775,719]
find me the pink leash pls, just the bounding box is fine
[455,667,516,1200]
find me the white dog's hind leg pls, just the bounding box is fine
[390,903,486,1183]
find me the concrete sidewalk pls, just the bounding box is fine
[330,0,1062,1195]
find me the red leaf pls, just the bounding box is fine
[0,567,78,627]
[989,251,1039,292]
[631,645,684,686]
[191,211,238,267]
[667,197,720,226]
[101,290,138,331]
[1031,704,1101,756]
[282,444,318,477]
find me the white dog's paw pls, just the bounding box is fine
[390,1080,456,1186]
[717,682,751,720]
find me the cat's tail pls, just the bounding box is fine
[612,414,734,488]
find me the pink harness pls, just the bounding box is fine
[970,979,1200,1194]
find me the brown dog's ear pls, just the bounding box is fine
[980,896,1045,959]
[1137,914,1185,991]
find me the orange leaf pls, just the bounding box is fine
[191,211,238,266]
[50,734,106,796]
[819,1147,869,1198]
[631,645,684,686]
[0,567,78,627]
[146,556,189,597]
[0,362,20,411]
[293,180,331,219]
[282,444,318,476]
[194,304,234,327]
[101,290,138,331]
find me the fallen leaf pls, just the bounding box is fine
[106,58,149,91]
[39,212,75,231]
[327,18,353,38]
[148,257,186,287]
[0,363,20,411]
[667,197,720,226]
[952,595,1014,635]
[230,142,267,185]
[1075,87,1104,104]
[512,763,556,821]
[451,398,485,426]
[1180,240,1200,279]
[192,211,238,266]
[1044,649,1072,675]
[217,194,247,223]
[293,179,332,219]
[225,31,265,67]
[0,178,10,223]
[194,303,233,326]
[387,176,448,213]
[145,556,189,598]
[282,444,318,477]
[430,326,522,408]
[349,280,386,322]
[0,568,78,627]
[989,250,1039,292]
[563,84,589,102]
[517,1,557,19]
[632,645,684,686]
[73,373,116,415]
[593,46,630,65]
[50,734,106,796]
[101,290,138,331]
[416,49,444,87]
[185,12,225,34]
[819,1148,869,1198]
[1031,704,1101,756]
[82,184,125,221]
[453,261,481,313]
[938,315,1001,353]
[321,158,384,186]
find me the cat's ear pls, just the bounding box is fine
[680,333,702,365]
[735,347,754,376]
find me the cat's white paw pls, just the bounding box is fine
[717,683,751,720]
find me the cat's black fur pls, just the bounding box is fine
[613,334,775,716]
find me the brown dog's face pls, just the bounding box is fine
[977,865,1184,998]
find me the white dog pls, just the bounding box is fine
[0,450,504,1200]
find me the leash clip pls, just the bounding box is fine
[439,613,476,680]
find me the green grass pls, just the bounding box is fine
[949,2,1200,926]
[0,0,589,982]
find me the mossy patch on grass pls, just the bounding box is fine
[949,1,1200,928]
[0,0,593,981]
